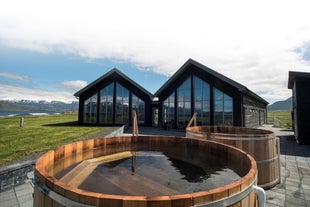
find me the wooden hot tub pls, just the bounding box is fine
[33,135,260,207]
[186,126,280,189]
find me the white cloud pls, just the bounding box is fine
[0,72,30,82]
[0,84,76,103]
[55,80,87,91]
[1,0,310,103]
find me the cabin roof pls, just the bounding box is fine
[74,68,153,98]
[74,59,268,105]
[154,58,268,104]
[288,71,310,89]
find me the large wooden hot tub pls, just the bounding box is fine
[33,135,261,207]
[186,126,280,189]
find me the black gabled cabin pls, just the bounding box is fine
[288,71,310,144]
[74,59,268,128]
[74,68,153,126]
[154,59,268,129]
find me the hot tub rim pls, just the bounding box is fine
[186,125,276,139]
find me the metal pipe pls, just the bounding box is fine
[253,185,266,207]
[276,137,281,184]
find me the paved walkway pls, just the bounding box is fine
[0,125,309,207]
[0,180,33,207]
[262,126,310,207]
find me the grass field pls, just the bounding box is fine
[0,114,107,166]
[0,111,292,166]
[267,110,292,129]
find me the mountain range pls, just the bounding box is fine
[267,97,292,111]
[0,100,78,114]
[0,96,292,115]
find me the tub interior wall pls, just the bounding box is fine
[42,136,252,178]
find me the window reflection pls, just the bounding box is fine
[214,88,233,125]
[177,78,191,129]
[115,83,129,124]
[83,93,97,124]
[163,93,175,128]
[132,94,145,124]
[99,83,114,124]
[194,77,210,125]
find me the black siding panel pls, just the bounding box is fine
[243,95,267,127]
[78,99,84,125]
[295,78,310,144]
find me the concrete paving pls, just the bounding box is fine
[0,125,309,207]
[262,126,310,207]
[0,179,33,207]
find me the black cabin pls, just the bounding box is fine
[74,59,268,128]
[74,69,153,126]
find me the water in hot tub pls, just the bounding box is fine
[55,148,241,196]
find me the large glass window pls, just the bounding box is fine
[99,83,114,124]
[115,83,129,124]
[177,78,191,128]
[163,92,175,128]
[214,88,233,125]
[132,94,145,124]
[194,76,210,125]
[83,93,98,124]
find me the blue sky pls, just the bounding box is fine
[0,45,168,102]
[1,0,310,104]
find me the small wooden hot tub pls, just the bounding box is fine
[33,136,259,207]
[186,126,280,189]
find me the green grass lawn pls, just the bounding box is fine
[0,114,108,166]
[267,110,292,129]
[0,111,292,166]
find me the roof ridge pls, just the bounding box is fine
[74,68,153,97]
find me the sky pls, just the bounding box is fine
[0,0,310,104]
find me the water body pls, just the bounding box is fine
[0,111,58,117]
[55,150,241,196]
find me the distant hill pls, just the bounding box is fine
[0,100,78,114]
[268,97,292,111]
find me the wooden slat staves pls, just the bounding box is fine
[132,110,139,136]
[34,135,258,207]
[186,125,279,189]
